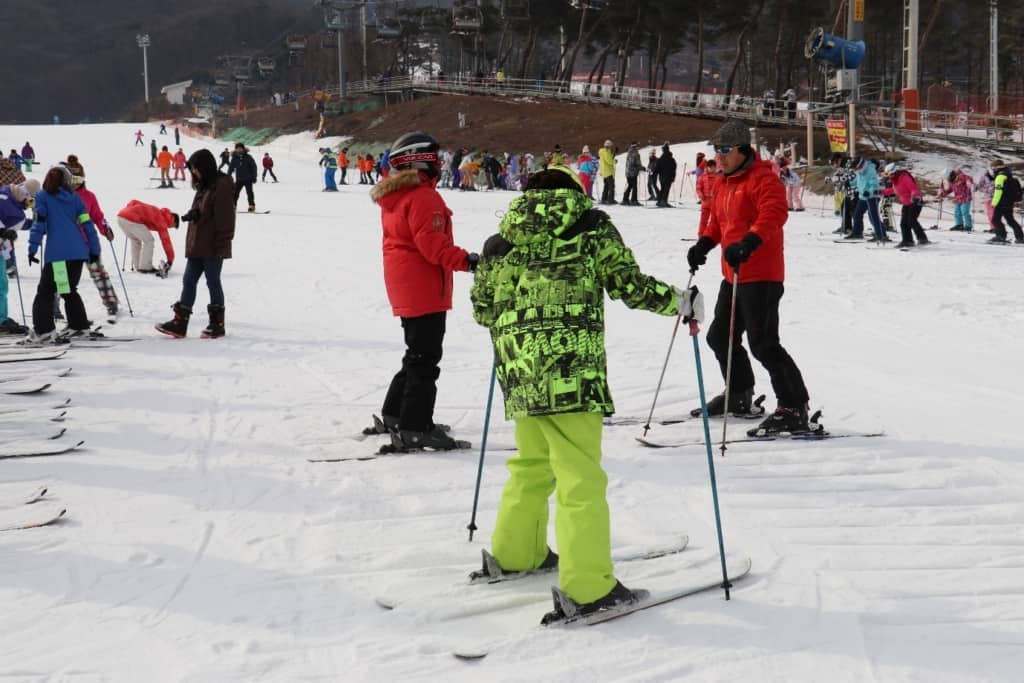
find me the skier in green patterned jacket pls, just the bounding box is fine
[470,166,703,623]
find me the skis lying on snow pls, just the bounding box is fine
[636,430,885,448]
[0,439,84,460]
[605,395,767,427]
[375,536,691,612]
[0,427,66,444]
[0,367,72,382]
[0,505,66,532]
[0,348,68,363]
[0,485,66,532]
[0,397,71,414]
[0,485,49,508]
[451,555,752,660]
[0,381,51,395]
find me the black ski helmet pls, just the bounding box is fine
[389,131,442,177]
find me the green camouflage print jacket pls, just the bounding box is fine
[471,188,679,420]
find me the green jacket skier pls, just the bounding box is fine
[470,165,698,622]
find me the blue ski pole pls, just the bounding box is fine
[688,275,733,599]
[467,364,497,542]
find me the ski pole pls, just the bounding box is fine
[720,268,740,456]
[121,235,128,271]
[108,239,135,317]
[467,364,497,542]
[641,272,693,437]
[13,262,26,326]
[689,290,733,600]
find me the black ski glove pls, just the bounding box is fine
[180,208,200,223]
[912,196,923,206]
[723,232,763,269]
[467,252,480,272]
[686,236,716,273]
[0,228,17,241]
[28,253,39,265]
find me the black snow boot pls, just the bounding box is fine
[362,414,452,436]
[155,303,191,338]
[541,580,646,626]
[390,426,466,451]
[201,304,225,339]
[747,405,812,437]
[469,547,558,583]
[693,387,754,417]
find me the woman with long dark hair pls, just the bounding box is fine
[25,165,101,342]
[156,148,235,339]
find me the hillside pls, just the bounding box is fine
[2,0,317,123]
[219,92,832,156]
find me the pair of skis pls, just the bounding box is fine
[375,537,750,659]
[0,485,67,532]
[308,415,513,462]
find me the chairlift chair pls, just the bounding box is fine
[451,3,482,34]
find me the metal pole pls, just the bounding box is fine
[337,29,345,98]
[990,0,999,114]
[143,45,149,103]
[361,1,368,83]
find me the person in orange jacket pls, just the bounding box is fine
[172,148,188,181]
[338,147,350,184]
[695,158,720,233]
[686,119,812,436]
[116,199,178,276]
[157,146,174,188]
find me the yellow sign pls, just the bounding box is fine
[854,0,865,21]
[826,118,849,153]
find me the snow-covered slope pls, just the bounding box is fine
[0,123,1021,682]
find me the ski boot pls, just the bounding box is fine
[541,580,647,626]
[469,548,558,584]
[0,318,29,336]
[19,329,61,347]
[247,205,256,213]
[746,405,815,437]
[691,387,757,418]
[155,303,191,338]
[362,414,451,436]
[383,425,468,453]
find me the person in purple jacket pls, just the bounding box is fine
[20,142,35,172]
[26,166,101,342]
[0,181,37,334]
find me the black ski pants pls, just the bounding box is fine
[623,175,638,204]
[899,202,928,243]
[382,311,446,432]
[33,260,88,334]
[656,175,674,206]
[234,180,255,208]
[600,176,616,204]
[706,279,809,409]
[992,204,1024,241]
[262,167,277,182]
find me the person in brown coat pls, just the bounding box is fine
[156,148,235,339]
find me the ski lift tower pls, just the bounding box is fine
[320,1,350,98]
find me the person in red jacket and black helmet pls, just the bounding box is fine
[367,131,478,451]
[687,118,813,436]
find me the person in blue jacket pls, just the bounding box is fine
[319,147,338,191]
[843,157,887,242]
[26,165,101,342]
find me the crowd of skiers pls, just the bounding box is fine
[828,153,1023,247]
[0,131,239,343]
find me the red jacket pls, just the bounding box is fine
[117,199,176,265]
[371,169,470,317]
[883,170,921,207]
[696,172,720,232]
[700,158,788,283]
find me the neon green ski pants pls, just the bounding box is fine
[491,411,615,604]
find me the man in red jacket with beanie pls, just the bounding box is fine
[686,118,812,436]
[368,131,478,451]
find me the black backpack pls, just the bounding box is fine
[1003,173,1022,203]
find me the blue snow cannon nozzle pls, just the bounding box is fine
[804,27,865,70]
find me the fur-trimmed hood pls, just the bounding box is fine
[371,168,425,204]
